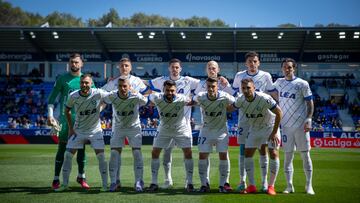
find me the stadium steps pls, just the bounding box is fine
[338,109,355,131]
[316,86,330,100]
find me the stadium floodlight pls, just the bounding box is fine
[253,36,258,39]
[180,32,185,36]
[205,35,211,39]
[279,32,284,36]
[137,32,142,36]
[182,35,186,39]
[52,31,58,36]
[148,35,154,39]
[316,35,322,39]
[251,32,257,36]
[354,32,360,35]
[138,35,144,39]
[315,32,321,36]
[278,35,282,39]
[150,32,156,36]
[29,31,36,39]
[354,35,359,39]
[339,32,345,35]
[54,35,59,39]
[207,32,212,36]
[339,35,346,39]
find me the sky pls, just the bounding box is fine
[8,0,360,27]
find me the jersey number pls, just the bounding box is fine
[197,137,207,145]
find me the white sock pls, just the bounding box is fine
[219,160,229,186]
[245,157,255,186]
[163,147,172,181]
[184,158,193,185]
[239,144,246,184]
[269,157,280,187]
[151,158,160,185]
[301,151,313,187]
[97,152,108,188]
[284,152,295,187]
[198,159,208,186]
[206,157,211,184]
[132,149,143,182]
[78,173,85,178]
[259,155,269,188]
[62,151,74,186]
[116,154,121,182]
[109,150,119,184]
[226,157,230,183]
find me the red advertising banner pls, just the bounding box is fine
[311,138,360,148]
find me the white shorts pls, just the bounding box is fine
[237,123,249,145]
[110,127,142,148]
[281,127,311,152]
[198,128,229,153]
[246,126,280,150]
[153,128,192,149]
[67,130,105,150]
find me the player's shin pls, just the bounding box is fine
[151,158,160,184]
[245,157,255,186]
[184,158,194,184]
[284,151,295,187]
[198,159,208,186]
[132,149,144,181]
[62,151,74,186]
[219,159,229,186]
[260,155,269,188]
[301,151,313,187]
[96,152,108,189]
[109,150,119,184]
[269,157,280,186]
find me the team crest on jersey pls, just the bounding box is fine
[256,106,262,111]
[91,100,97,106]
[294,84,300,90]
[255,81,262,88]
[178,89,184,93]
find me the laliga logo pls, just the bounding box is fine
[313,138,323,147]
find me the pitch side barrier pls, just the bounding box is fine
[0,129,359,148]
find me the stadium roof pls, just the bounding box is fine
[0,27,359,61]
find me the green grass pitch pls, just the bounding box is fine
[0,144,359,203]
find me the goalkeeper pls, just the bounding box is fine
[47,53,94,190]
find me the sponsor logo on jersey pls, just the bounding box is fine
[280,91,296,99]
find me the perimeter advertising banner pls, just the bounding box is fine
[1,129,359,148]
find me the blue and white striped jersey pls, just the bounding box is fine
[149,93,189,131]
[104,91,147,130]
[102,75,148,94]
[193,91,235,131]
[233,91,277,128]
[65,88,109,134]
[274,77,312,128]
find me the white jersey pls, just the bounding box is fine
[149,93,189,131]
[232,70,276,126]
[194,80,235,95]
[232,70,276,93]
[104,91,148,130]
[149,76,199,120]
[274,77,313,128]
[102,75,148,94]
[65,88,109,134]
[193,91,235,132]
[233,91,277,128]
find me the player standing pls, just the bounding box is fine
[104,77,148,192]
[232,51,278,193]
[193,77,235,193]
[147,58,199,188]
[102,57,148,188]
[273,58,315,195]
[229,78,282,195]
[146,80,194,192]
[55,74,109,192]
[47,53,91,190]
[193,60,235,191]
